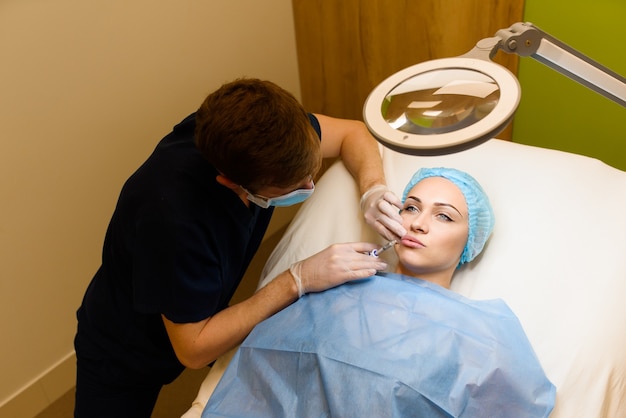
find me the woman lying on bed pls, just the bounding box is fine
[201,167,556,418]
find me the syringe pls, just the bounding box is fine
[368,240,397,257]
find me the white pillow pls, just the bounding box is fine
[260,138,626,418]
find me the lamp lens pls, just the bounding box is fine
[382,69,500,135]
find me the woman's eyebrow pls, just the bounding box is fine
[406,195,463,216]
[434,202,463,217]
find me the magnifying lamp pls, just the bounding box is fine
[363,22,626,155]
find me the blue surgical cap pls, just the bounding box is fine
[401,167,495,266]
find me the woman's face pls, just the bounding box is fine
[395,176,469,288]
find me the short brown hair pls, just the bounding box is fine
[195,78,322,192]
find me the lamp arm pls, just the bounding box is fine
[494,22,626,107]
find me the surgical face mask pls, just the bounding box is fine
[244,181,315,208]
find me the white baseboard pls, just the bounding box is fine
[0,351,76,418]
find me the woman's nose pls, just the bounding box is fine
[410,213,428,233]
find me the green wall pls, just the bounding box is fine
[512,0,626,170]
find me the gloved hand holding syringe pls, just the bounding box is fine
[288,242,390,298]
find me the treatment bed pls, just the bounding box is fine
[184,138,626,417]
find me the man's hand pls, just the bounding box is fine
[289,242,387,297]
[361,185,406,240]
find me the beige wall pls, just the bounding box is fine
[0,0,299,415]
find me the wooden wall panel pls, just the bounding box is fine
[292,0,525,139]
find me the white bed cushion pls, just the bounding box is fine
[259,138,626,418]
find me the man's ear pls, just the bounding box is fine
[216,174,249,205]
[216,174,242,192]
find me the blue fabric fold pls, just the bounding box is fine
[203,273,555,417]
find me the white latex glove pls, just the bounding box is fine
[289,242,387,297]
[360,185,407,240]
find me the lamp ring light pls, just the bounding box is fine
[363,22,626,155]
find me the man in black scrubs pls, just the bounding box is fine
[74,78,406,417]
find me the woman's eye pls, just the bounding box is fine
[436,213,453,222]
[403,205,419,213]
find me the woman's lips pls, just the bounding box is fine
[401,235,425,249]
